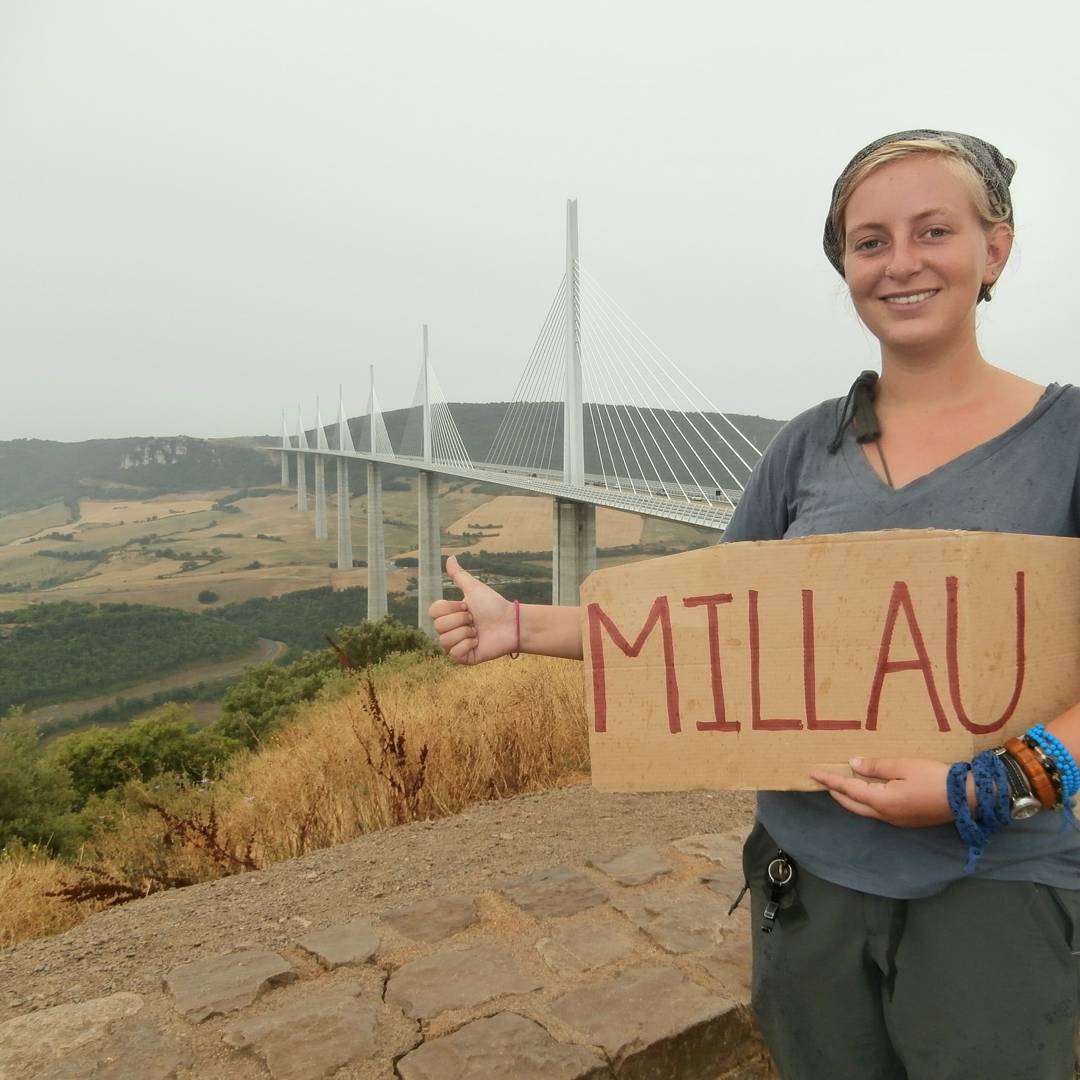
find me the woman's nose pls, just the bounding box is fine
[885,240,920,280]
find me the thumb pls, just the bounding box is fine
[849,756,902,781]
[445,554,480,593]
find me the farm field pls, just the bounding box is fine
[443,494,645,552]
[0,479,715,617]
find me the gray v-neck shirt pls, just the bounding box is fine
[722,382,1080,898]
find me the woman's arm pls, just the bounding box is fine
[429,556,583,664]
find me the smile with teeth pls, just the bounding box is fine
[882,289,938,305]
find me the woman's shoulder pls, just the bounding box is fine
[1049,382,1080,409]
[761,397,844,460]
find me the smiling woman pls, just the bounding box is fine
[427,129,1080,1080]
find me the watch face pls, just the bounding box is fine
[1012,798,1042,821]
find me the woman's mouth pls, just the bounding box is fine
[881,289,939,305]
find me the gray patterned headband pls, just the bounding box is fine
[822,129,1016,279]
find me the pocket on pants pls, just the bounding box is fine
[1045,885,1080,957]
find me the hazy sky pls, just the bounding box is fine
[2,1,1078,443]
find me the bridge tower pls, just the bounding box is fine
[366,365,388,620]
[417,324,442,638]
[553,198,596,605]
[335,388,354,572]
[313,402,329,540]
[279,410,290,486]
[294,405,309,512]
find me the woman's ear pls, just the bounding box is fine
[984,222,1013,286]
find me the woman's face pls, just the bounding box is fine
[841,155,1011,356]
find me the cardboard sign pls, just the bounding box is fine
[580,530,1080,791]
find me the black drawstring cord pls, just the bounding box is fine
[826,370,882,453]
[827,369,895,488]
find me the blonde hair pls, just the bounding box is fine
[830,138,1014,301]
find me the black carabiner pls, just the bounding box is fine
[761,851,797,934]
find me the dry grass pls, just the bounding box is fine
[1,654,588,948]
[0,848,109,948]
[222,655,587,863]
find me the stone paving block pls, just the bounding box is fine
[536,920,636,974]
[671,832,746,864]
[695,936,753,998]
[501,865,607,918]
[0,993,192,1080]
[385,942,542,1019]
[611,889,731,954]
[163,948,296,1022]
[548,965,758,1080]
[296,918,379,969]
[397,1011,612,1080]
[701,865,749,903]
[380,893,478,943]
[223,980,416,1080]
[590,846,674,886]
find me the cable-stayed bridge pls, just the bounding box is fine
[280,201,764,635]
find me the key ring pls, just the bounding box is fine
[766,855,795,889]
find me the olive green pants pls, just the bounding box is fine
[743,821,1080,1080]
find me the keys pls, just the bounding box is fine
[761,852,796,934]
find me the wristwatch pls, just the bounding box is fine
[993,746,1043,820]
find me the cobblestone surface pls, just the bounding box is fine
[590,845,674,886]
[379,894,479,944]
[222,981,416,1080]
[397,1011,611,1080]
[501,865,609,917]
[0,789,774,1078]
[296,920,380,970]
[163,949,297,1023]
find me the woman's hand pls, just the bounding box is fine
[428,555,517,665]
[809,757,958,828]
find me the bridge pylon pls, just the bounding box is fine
[279,410,290,486]
[553,198,595,605]
[417,325,442,637]
[335,389,354,572]
[313,403,329,541]
[294,405,309,512]
[365,365,388,620]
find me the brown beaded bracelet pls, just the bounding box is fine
[1004,737,1059,810]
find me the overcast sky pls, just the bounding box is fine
[2,1,1077,443]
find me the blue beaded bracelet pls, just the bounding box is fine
[1027,724,1080,802]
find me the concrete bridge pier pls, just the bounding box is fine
[296,454,308,512]
[366,462,388,620]
[336,458,353,571]
[314,455,328,540]
[417,470,442,637]
[552,498,596,605]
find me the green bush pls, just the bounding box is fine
[197,590,219,605]
[45,704,243,807]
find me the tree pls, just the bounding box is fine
[197,590,219,604]
[0,709,83,855]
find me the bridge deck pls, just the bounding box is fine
[292,447,735,531]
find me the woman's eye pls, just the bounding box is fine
[925,227,949,239]
[855,238,883,251]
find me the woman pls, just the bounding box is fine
[429,130,1080,1079]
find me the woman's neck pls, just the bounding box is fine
[876,334,993,410]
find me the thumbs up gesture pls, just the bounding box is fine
[429,555,518,665]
